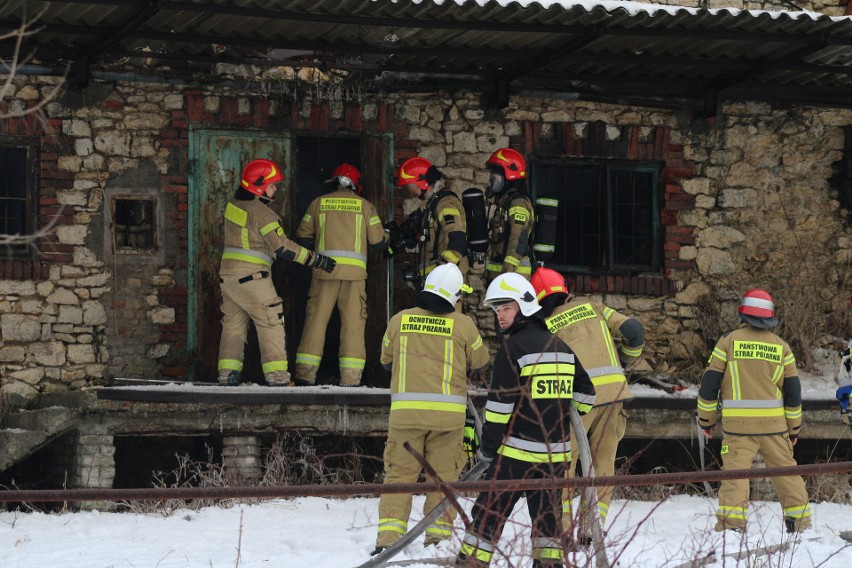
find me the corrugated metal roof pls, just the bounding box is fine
[1,0,850,111]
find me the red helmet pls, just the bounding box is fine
[241,158,284,195]
[330,163,363,194]
[738,289,775,319]
[397,157,433,191]
[486,148,526,181]
[531,267,570,301]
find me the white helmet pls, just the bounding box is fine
[484,273,541,316]
[423,263,471,307]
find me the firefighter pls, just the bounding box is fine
[373,263,489,553]
[394,156,469,292]
[217,158,336,387]
[293,163,389,387]
[456,273,596,568]
[530,267,645,540]
[485,148,534,283]
[697,289,812,534]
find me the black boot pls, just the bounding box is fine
[370,547,386,556]
[784,517,797,534]
[218,370,241,386]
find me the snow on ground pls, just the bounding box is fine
[2,493,850,567]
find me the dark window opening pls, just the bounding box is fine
[534,161,661,274]
[113,197,155,251]
[0,142,37,259]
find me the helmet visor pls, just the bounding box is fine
[486,172,505,196]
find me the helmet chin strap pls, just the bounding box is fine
[422,178,445,200]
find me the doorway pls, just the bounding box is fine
[187,129,392,385]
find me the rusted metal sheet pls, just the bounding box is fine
[187,128,291,383]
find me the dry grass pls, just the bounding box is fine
[124,432,372,515]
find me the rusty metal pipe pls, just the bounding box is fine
[2,461,851,504]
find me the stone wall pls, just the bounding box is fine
[1,73,851,405]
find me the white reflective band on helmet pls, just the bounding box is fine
[337,175,353,188]
[742,296,774,311]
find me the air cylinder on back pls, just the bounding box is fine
[463,187,488,254]
[533,197,559,262]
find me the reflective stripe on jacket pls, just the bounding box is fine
[487,191,534,277]
[481,319,596,463]
[544,300,643,405]
[296,189,386,280]
[381,307,489,431]
[697,325,801,436]
[220,198,310,277]
[418,191,469,278]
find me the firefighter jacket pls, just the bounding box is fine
[417,190,469,277]
[381,306,489,431]
[220,197,312,278]
[487,190,534,276]
[544,300,645,406]
[697,325,802,437]
[296,189,387,281]
[481,318,596,463]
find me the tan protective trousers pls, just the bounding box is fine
[376,427,467,547]
[295,279,367,385]
[563,403,627,531]
[218,273,288,380]
[716,433,811,531]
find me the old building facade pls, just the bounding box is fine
[1,0,852,405]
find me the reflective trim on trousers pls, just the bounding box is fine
[262,360,288,373]
[378,517,407,536]
[218,359,243,371]
[340,357,366,370]
[295,353,322,366]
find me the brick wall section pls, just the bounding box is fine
[0,109,76,280]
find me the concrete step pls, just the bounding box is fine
[0,407,80,472]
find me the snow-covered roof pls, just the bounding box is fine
[3,0,851,109]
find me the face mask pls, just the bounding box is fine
[486,172,505,197]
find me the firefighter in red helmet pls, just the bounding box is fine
[697,288,811,534]
[217,158,336,387]
[484,148,534,282]
[293,163,389,387]
[391,157,469,304]
[530,266,644,542]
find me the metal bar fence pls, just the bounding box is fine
[2,460,851,503]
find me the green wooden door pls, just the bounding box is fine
[188,129,291,382]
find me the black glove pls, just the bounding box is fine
[463,412,480,458]
[476,449,494,465]
[383,221,399,257]
[312,253,336,273]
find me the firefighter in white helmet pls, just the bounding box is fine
[455,273,596,568]
[697,288,811,534]
[293,163,389,387]
[217,158,335,387]
[372,263,489,554]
